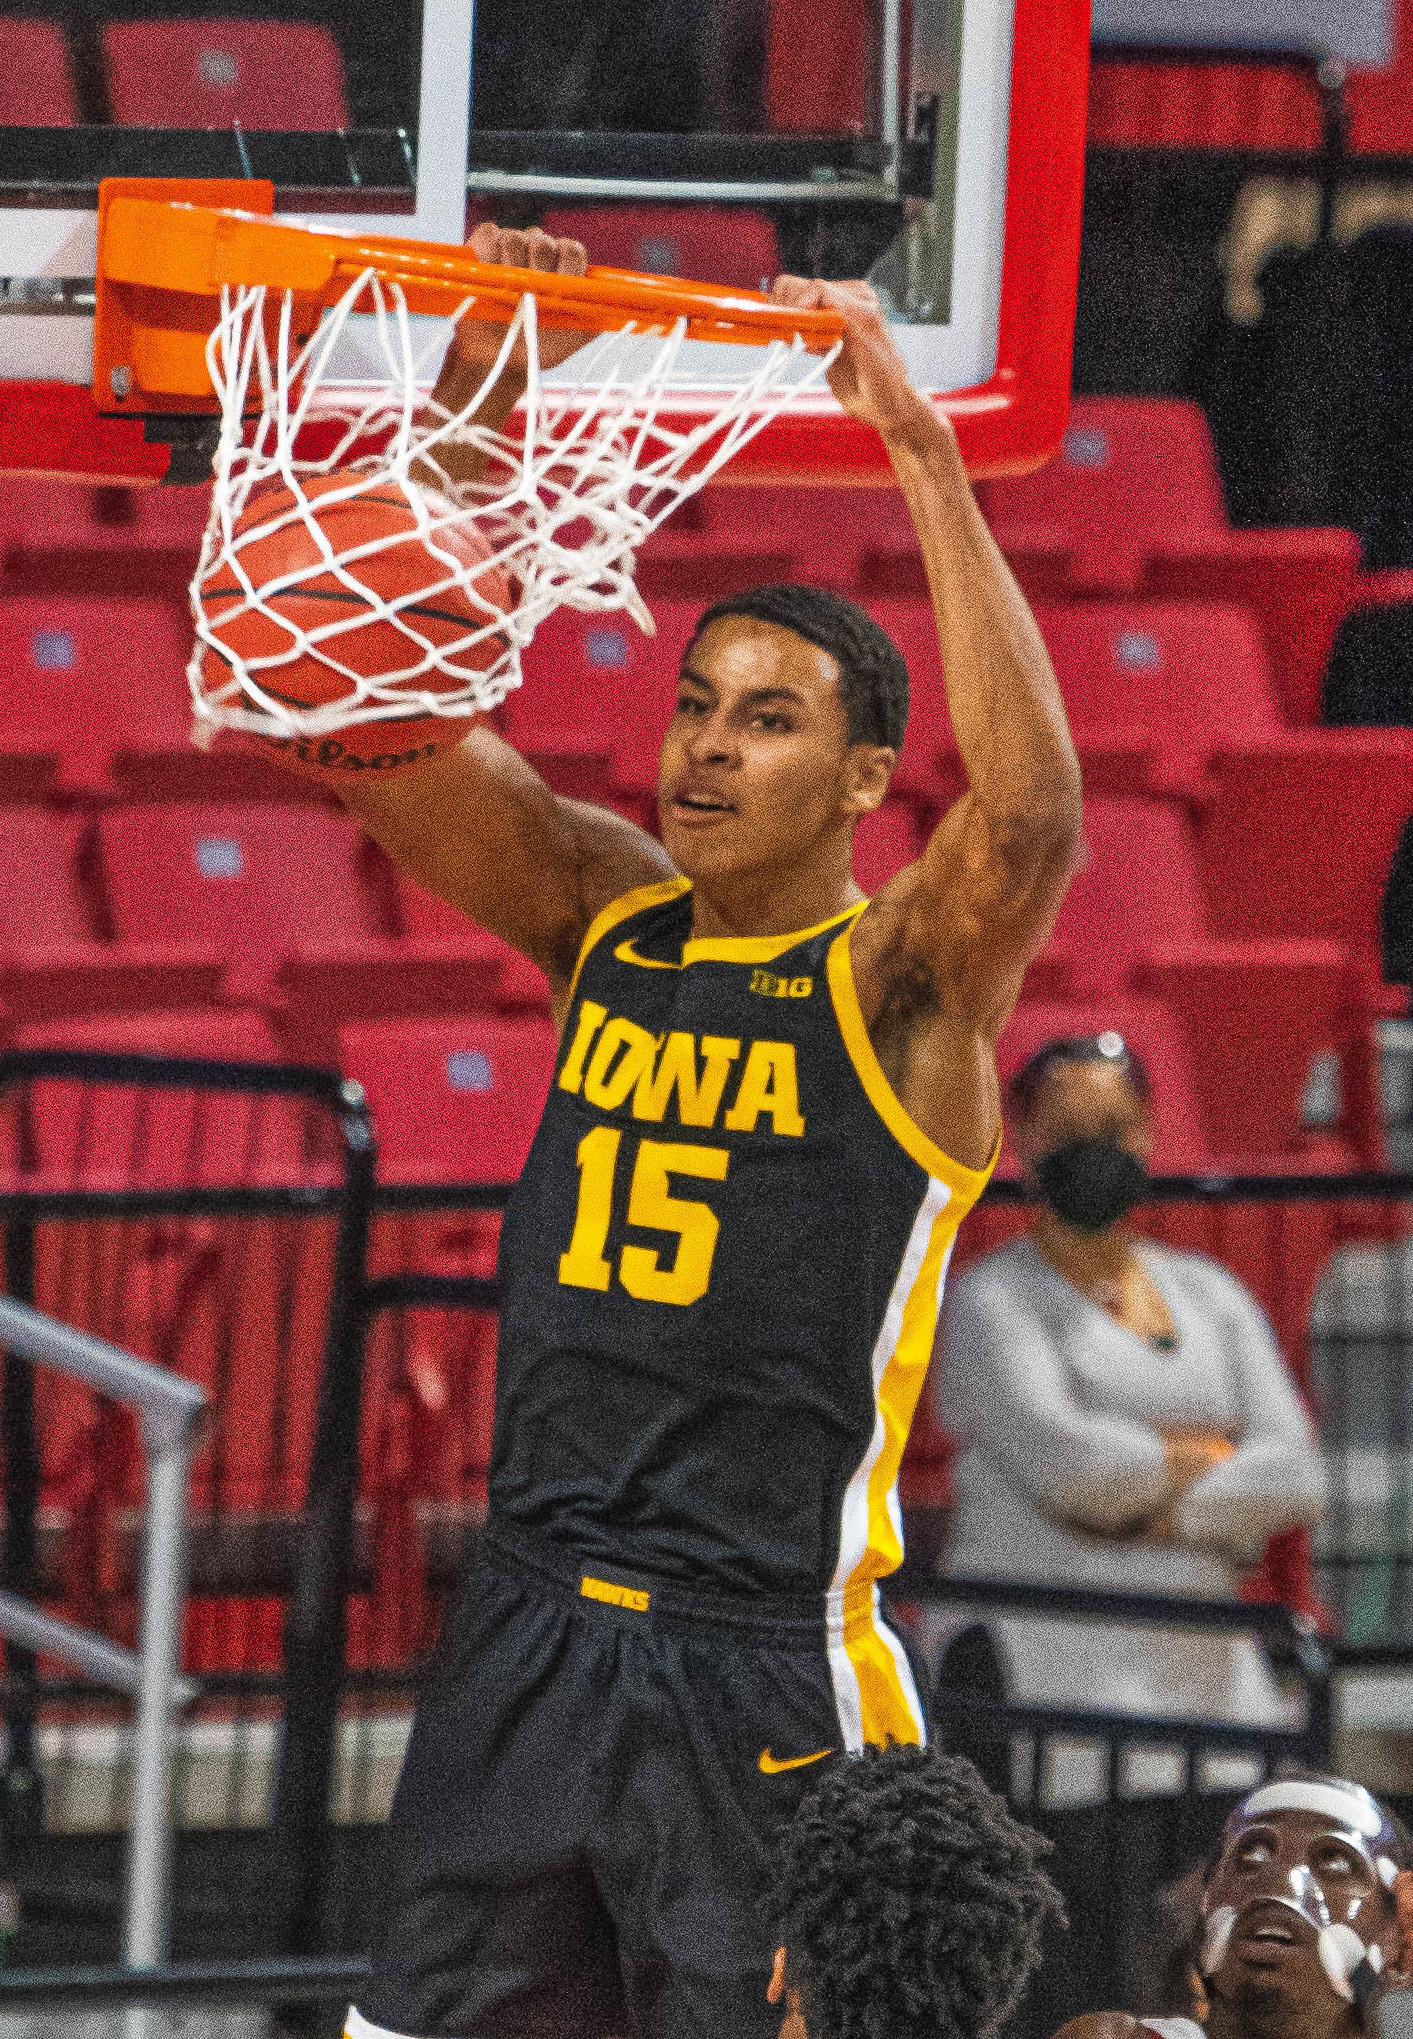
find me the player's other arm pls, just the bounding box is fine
[772,280,1082,1165]
[345,225,675,1013]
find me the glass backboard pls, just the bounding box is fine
[0,0,1090,482]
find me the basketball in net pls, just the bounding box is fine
[173,218,843,756]
[195,474,513,776]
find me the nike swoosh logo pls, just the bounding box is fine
[614,938,682,970]
[758,1747,833,1775]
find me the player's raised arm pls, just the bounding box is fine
[772,277,1083,1168]
[308,224,676,1013]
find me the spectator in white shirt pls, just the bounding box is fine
[936,1032,1327,1727]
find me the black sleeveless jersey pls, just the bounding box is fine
[490,878,993,1728]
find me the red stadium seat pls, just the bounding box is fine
[998,996,1211,1173]
[339,1016,559,1183]
[0,810,224,1032]
[980,398,1229,589]
[542,208,778,293]
[1034,602,1281,779]
[856,597,953,800]
[95,805,379,998]
[1194,732,1413,958]
[504,605,681,769]
[1044,798,1207,996]
[396,884,552,1008]
[0,810,92,947]
[399,878,486,945]
[0,597,192,789]
[277,931,549,1065]
[1087,57,1322,152]
[681,485,918,594]
[0,19,76,124]
[1138,942,1352,1166]
[102,19,348,129]
[1140,527,1362,728]
[6,1008,300,1189]
[854,801,920,893]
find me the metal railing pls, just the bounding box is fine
[0,1296,206,1972]
[3,1048,1412,2006]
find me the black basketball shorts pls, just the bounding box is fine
[348,1521,920,2039]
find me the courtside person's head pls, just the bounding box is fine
[766,1745,1064,2039]
[658,585,909,886]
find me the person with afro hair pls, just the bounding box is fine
[766,1744,1065,2039]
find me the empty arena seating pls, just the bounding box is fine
[982,399,1229,585]
[1044,798,1207,997]
[977,400,1361,724]
[1087,7,1413,157]
[1195,732,1413,955]
[340,1017,559,1182]
[504,605,679,771]
[5,1007,299,1188]
[95,804,380,1000]
[0,375,1401,1182]
[101,19,348,129]
[0,596,192,790]
[854,801,921,893]
[0,19,76,124]
[1035,600,1282,782]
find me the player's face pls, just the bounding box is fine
[657,616,884,884]
[1201,1809,1398,2025]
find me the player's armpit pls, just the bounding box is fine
[336,725,675,1006]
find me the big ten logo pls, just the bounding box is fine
[749,969,812,1000]
[558,1002,805,1137]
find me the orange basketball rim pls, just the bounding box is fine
[93,178,846,417]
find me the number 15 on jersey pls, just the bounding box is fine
[559,1127,730,1307]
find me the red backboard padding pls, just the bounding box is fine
[102,19,348,130]
[0,19,76,124]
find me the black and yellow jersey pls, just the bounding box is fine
[490,876,995,1746]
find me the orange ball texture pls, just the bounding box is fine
[197,476,512,777]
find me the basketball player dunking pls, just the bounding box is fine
[325,225,1083,2039]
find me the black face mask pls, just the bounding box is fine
[1035,1137,1148,1233]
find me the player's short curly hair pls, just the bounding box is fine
[770,1745,1064,2039]
[689,584,910,751]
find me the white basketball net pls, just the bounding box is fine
[189,268,841,743]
